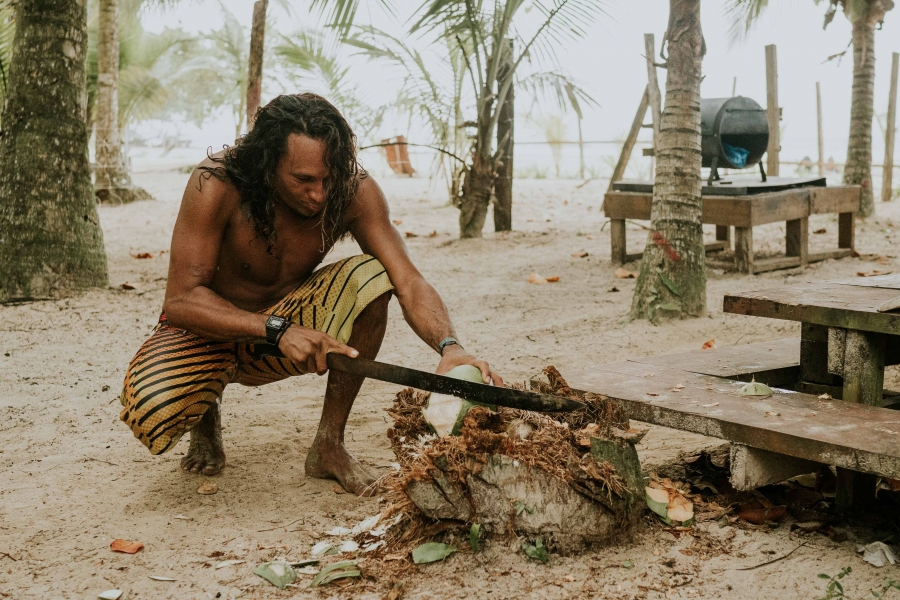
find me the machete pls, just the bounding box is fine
[326,353,585,413]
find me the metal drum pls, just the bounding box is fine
[701,96,769,183]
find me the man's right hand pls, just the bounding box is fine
[276,326,359,376]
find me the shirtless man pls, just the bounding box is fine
[119,93,502,495]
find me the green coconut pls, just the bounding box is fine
[422,365,495,437]
[739,378,774,397]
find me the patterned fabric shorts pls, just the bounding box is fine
[119,254,394,455]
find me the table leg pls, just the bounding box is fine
[716,225,731,248]
[786,217,808,267]
[611,219,627,265]
[833,329,885,513]
[734,227,753,274]
[838,212,855,251]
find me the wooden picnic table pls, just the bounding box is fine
[725,273,900,509]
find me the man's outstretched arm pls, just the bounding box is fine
[348,177,504,386]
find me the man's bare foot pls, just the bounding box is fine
[305,440,376,496]
[180,405,226,476]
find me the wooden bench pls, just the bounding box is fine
[605,185,860,274]
[539,340,900,494]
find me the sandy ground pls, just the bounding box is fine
[4,164,900,599]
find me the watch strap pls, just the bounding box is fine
[438,336,462,355]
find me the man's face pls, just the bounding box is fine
[274,133,330,218]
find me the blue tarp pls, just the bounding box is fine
[723,143,750,168]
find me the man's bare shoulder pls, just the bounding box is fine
[347,174,388,220]
[180,151,242,219]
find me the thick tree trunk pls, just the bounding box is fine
[460,157,493,238]
[246,0,267,129]
[0,0,108,301]
[94,0,150,204]
[844,17,878,217]
[631,0,706,320]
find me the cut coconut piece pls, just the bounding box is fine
[422,365,495,437]
[739,378,773,398]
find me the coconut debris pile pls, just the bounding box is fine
[373,366,646,554]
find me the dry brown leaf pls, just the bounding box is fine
[571,251,589,258]
[765,411,781,417]
[857,270,893,277]
[428,230,438,237]
[738,504,786,525]
[528,273,548,285]
[131,252,153,259]
[392,219,402,225]
[646,392,659,397]
[614,268,637,279]
[110,539,144,554]
[197,482,218,495]
[404,232,418,238]
[331,484,347,495]
[120,282,137,290]
[545,276,560,283]
[813,228,827,234]
[701,339,716,350]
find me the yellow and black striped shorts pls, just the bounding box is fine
[119,254,394,455]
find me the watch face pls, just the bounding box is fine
[268,316,286,328]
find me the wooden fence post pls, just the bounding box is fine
[883,52,898,203]
[765,44,780,177]
[644,33,662,175]
[817,82,825,177]
[494,38,514,232]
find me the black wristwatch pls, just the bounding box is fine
[438,336,462,355]
[265,315,290,345]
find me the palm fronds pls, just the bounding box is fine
[0,0,16,104]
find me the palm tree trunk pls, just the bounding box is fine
[94,0,150,204]
[246,0,267,129]
[844,16,877,217]
[459,86,496,238]
[0,0,108,301]
[631,0,706,320]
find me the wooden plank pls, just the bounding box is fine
[560,360,900,479]
[735,227,753,273]
[817,82,825,177]
[751,256,802,274]
[829,273,900,289]
[809,186,861,214]
[610,219,627,265]
[604,192,652,220]
[766,44,780,176]
[607,87,650,195]
[703,197,752,227]
[749,189,810,226]
[785,217,808,266]
[704,241,729,253]
[883,53,898,205]
[808,249,854,263]
[731,444,822,491]
[615,176,826,197]
[724,282,900,335]
[631,338,799,386]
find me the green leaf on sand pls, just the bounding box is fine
[412,542,457,564]
[253,561,297,589]
[470,523,481,552]
[309,560,361,588]
[658,273,682,296]
[522,538,549,564]
[623,560,634,568]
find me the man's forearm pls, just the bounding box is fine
[163,286,268,342]
[395,279,460,353]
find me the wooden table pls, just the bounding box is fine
[725,274,900,509]
[605,184,860,274]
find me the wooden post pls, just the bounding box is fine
[735,227,753,273]
[494,38,514,232]
[785,217,808,266]
[644,34,662,175]
[834,330,885,512]
[883,52,898,203]
[765,44,780,177]
[817,82,825,177]
[246,0,268,129]
[607,87,650,193]
[610,220,627,265]
[838,212,855,250]
[732,76,737,97]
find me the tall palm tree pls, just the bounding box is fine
[93,0,153,203]
[630,0,706,321]
[0,0,108,302]
[728,0,894,217]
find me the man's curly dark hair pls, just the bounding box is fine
[199,93,364,251]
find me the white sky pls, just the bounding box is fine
[139,0,900,172]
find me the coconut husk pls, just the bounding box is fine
[375,366,644,555]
